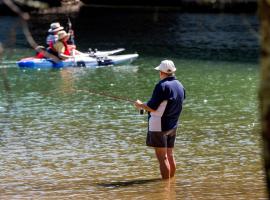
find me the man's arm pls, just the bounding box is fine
[134,100,156,112]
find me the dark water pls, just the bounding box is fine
[0,8,266,199]
[1,8,259,62]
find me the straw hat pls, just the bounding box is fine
[155,60,176,74]
[48,22,64,33]
[57,30,70,40]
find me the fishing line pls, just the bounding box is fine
[76,88,144,114]
[77,88,134,103]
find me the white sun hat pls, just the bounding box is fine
[154,60,176,74]
[48,22,64,33]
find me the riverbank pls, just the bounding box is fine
[0,0,257,15]
[81,0,257,13]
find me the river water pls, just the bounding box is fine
[0,7,267,199]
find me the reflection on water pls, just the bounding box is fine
[0,11,267,200]
[0,9,259,62]
[97,178,161,188]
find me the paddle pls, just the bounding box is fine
[67,16,75,45]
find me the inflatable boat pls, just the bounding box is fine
[17,48,138,69]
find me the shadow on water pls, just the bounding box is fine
[97,178,161,188]
[0,68,14,112]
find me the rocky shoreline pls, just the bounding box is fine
[81,0,257,13]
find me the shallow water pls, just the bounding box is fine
[0,9,267,199]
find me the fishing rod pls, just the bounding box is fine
[77,89,144,114]
[88,89,135,103]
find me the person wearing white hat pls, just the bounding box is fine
[48,30,74,60]
[134,60,185,179]
[46,22,64,46]
[154,60,177,74]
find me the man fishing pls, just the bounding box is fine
[134,60,185,179]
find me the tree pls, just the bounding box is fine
[258,0,270,198]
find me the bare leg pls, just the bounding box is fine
[167,148,176,178]
[155,148,170,179]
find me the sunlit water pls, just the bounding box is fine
[0,9,267,199]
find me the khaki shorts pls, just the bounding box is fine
[146,129,177,148]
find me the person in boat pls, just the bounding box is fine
[34,22,64,59]
[46,22,64,46]
[46,21,78,54]
[35,22,78,60]
[67,29,75,46]
[134,60,185,179]
[48,30,74,60]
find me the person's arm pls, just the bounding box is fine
[67,30,75,45]
[54,42,74,60]
[134,100,156,112]
[58,53,73,60]
[135,82,165,113]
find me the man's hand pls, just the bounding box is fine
[134,99,143,110]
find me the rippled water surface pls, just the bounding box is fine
[0,9,267,199]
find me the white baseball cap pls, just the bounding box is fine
[154,60,176,74]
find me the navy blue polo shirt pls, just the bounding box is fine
[146,76,185,132]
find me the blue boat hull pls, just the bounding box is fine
[17,54,139,69]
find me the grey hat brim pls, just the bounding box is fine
[154,65,176,73]
[48,26,64,33]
